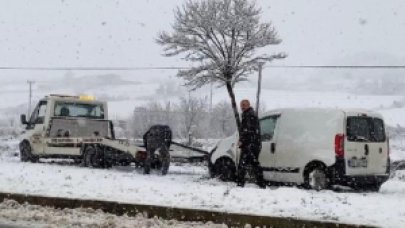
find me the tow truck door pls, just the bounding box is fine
[27,101,48,154]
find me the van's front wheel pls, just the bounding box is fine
[304,164,330,190]
[214,158,236,182]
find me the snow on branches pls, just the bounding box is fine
[157,0,284,89]
[157,0,285,131]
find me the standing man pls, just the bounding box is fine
[237,99,266,188]
[143,125,172,175]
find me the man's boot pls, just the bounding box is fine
[256,181,266,189]
[255,166,266,189]
[237,181,245,187]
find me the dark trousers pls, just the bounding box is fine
[237,144,265,187]
[144,143,170,175]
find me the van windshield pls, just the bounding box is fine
[54,102,105,119]
[346,116,386,142]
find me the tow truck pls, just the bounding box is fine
[19,94,150,168]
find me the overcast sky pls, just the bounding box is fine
[0,0,404,86]
[0,0,405,118]
[0,0,404,67]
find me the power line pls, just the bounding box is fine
[0,66,188,71]
[0,65,405,71]
[264,65,405,69]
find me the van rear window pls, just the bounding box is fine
[346,117,386,142]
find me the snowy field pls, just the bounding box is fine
[1,75,405,127]
[0,199,226,228]
[1,138,405,228]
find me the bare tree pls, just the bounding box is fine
[157,0,285,132]
[211,101,237,137]
[178,96,209,141]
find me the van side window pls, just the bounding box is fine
[29,101,47,124]
[260,115,279,141]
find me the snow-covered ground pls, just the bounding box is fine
[1,138,405,228]
[1,81,405,227]
[390,138,405,163]
[0,199,226,228]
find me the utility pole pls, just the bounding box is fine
[27,80,35,116]
[187,89,192,145]
[209,77,213,113]
[256,62,265,116]
[209,76,213,138]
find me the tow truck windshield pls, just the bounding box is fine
[54,102,105,119]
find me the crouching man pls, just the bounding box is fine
[143,125,172,175]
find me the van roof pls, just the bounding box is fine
[260,107,383,119]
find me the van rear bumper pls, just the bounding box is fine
[331,173,389,186]
[328,158,390,186]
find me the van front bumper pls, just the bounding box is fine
[328,158,390,187]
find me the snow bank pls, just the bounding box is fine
[0,199,226,228]
[0,157,405,227]
[1,138,405,227]
[0,137,19,160]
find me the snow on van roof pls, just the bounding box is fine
[260,107,383,118]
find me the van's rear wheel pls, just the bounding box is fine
[304,164,329,190]
[83,146,103,168]
[214,158,236,182]
[19,141,38,163]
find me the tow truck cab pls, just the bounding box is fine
[19,94,143,167]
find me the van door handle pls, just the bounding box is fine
[271,143,276,153]
[364,144,369,156]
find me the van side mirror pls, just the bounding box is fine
[20,114,28,125]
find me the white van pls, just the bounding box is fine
[208,108,390,191]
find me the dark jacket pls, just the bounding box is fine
[240,107,261,149]
[143,125,172,148]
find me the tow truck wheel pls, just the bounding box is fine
[19,141,38,163]
[73,158,82,164]
[83,146,103,168]
[214,158,236,182]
